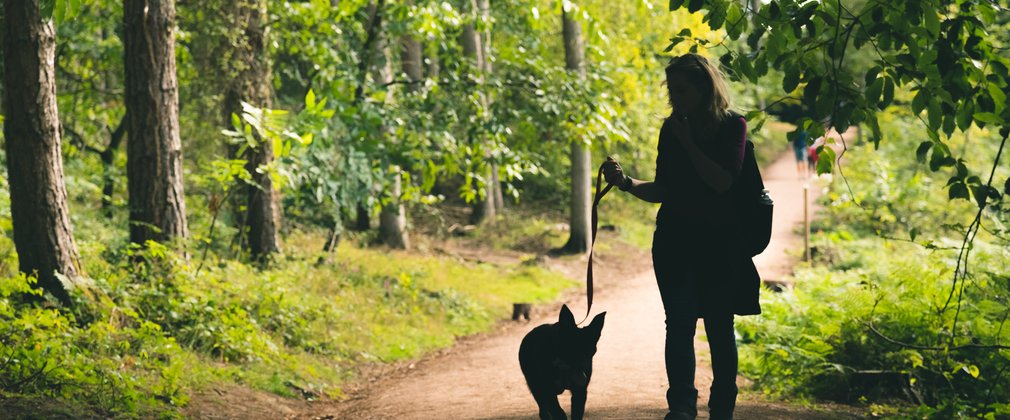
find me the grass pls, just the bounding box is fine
[0,221,578,417]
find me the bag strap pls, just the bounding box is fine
[581,164,613,324]
[741,140,764,193]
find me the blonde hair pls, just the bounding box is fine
[665,53,733,125]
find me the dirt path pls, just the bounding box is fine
[276,146,859,420]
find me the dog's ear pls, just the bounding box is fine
[559,304,576,327]
[584,311,606,342]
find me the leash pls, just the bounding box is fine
[580,163,613,324]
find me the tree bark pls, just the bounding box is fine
[400,35,422,90]
[379,168,409,249]
[371,1,409,249]
[478,0,504,214]
[100,118,127,219]
[222,0,280,262]
[424,43,440,80]
[562,3,591,254]
[2,0,82,304]
[463,0,497,225]
[123,0,189,246]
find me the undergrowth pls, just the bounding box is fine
[0,227,574,417]
[737,112,1010,419]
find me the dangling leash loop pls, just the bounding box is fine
[579,163,613,324]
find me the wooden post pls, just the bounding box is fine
[803,182,810,262]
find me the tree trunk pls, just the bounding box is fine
[477,0,504,213]
[371,1,409,249]
[100,119,127,219]
[379,168,409,249]
[400,35,422,90]
[424,43,440,80]
[123,0,189,246]
[353,204,371,231]
[222,0,280,262]
[462,0,497,225]
[562,3,591,254]
[2,0,82,304]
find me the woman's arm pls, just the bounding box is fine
[682,141,734,193]
[671,116,746,193]
[623,178,667,203]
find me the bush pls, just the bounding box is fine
[738,113,1010,418]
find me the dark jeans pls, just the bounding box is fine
[654,258,739,419]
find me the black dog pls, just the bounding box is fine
[518,304,606,420]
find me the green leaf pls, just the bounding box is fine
[910,227,919,241]
[816,147,835,174]
[915,141,932,163]
[783,68,800,93]
[923,10,940,37]
[670,0,686,10]
[988,84,1006,115]
[974,112,1004,124]
[927,98,942,131]
[970,184,989,208]
[1004,177,1010,196]
[865,77,884,104]
[306,89,317,109]
[963,364,980,379]
[880,77,895,110]
[738,55,756,82]
[956,101,974,131]
[929,148,954,171]
[911,89,927,115]
[687,0,704,13]
[864,66,882,86]
[949,182,969,200]
[726,3,744,39]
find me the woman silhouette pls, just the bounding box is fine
[602,53,760,420]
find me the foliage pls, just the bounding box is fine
[738,109,1010,416]
[0,273,191,417]
[0,219,574,414]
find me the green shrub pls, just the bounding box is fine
[738,113,1010,418]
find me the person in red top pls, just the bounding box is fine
[603,53,760,420]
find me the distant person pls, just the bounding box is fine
[792,129,810,179]
[602,53,761,420]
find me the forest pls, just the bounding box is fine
[1,0,1009,418]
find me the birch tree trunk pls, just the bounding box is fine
[562,3,591,254]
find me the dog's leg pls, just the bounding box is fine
[570,386,587,420]
[531,389,566,420]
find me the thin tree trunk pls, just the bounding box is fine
[425,43,440,80]
[463,0,497,225]
[2,0,81,304]
[477,0,504,213]
[400,34,422,89]
[371,1,409,249]
[354,204,371,231]
[562,3,591,254]
[379,168,409,249]
[223,0,280,262]
[100,118,127,219]
[346,1,378,235]
[124,0,189,246]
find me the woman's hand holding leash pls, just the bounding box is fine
[603,156,633,191]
